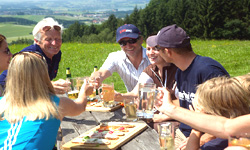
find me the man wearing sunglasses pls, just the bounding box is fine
[0,18,70,94]
[91,24,151,92]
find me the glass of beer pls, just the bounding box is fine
[68,77,85,100]
[99,82,115,107]
[158,122,175,150]
[137,83,157,119]
[123,98,137,121]
[228,133,250,149]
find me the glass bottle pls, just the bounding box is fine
[94,66,98,95]
[66,67,74,91]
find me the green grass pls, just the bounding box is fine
[1,15,47,22]
[192,40,250,76]
[0,15,93,42]
[0,23,34,42]
[8,40,250,93]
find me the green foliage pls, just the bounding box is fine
[222,19,248,39]
[9,38,33,45]
[61,0,250,42]
[103,14,117,37]
[0,17,37,25]
[4,0,250,44]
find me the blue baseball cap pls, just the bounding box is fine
[116,24,141,42]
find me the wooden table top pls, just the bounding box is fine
[57,107,161,150]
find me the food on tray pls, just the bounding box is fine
[86,131,120,140]
[71,123,136,145]
[98,123,135,129]
[72,136,111,145]
[87,101,121,108]
[87,101,103,107]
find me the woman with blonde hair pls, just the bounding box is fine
[0,52,94,149]
[0,34,13,96]
[233,73,250,104]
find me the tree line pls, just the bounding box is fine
[62,0,250,43]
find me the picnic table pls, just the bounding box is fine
[57,107,161,150]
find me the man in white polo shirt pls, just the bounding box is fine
[91,24,151,92]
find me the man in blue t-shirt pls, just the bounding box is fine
[0,18,70,94]
[154,24,229,149]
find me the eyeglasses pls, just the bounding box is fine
[42,25,61,32]
[13,51,46,62]
[2,47,11,55]
[0,47,11,55]
[118,37,140,46]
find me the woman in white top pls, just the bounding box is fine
[115,35,178,123]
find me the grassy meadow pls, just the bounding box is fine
[9,40,250,93]
[0,23,34,42]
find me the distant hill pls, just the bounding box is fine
[0,0,150,41]
[0,0,150,12]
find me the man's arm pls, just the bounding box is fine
[185,130,202,150]
[158,87,250,139]
[90,69,112,87]
[52,79,71,94]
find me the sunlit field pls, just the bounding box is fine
[9,40,250,93]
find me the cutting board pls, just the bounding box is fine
[86,104,122,112]
[62,122,148,150]
[86,102,122,112]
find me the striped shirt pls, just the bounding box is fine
[101,47,151,92]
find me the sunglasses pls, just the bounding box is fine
[118,37,140,46]
[42,25,61,32]
[2,47,11,55]
[13,51,46,62]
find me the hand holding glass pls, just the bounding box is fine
[99,83,115,107]
[67,77,85,99]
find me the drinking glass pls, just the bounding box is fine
[88,77,98,100]
[137,83,157,119]
[99,82,115,107]
[67,77,85,100]
[123,98,137,121]
[228,133,250,149]
[158,122,175,150]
